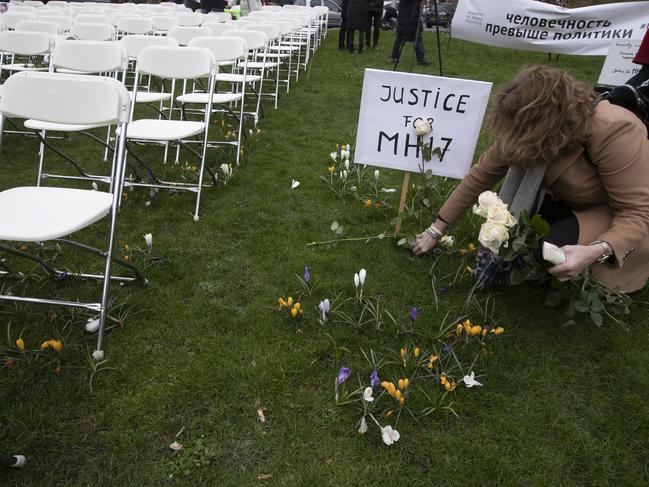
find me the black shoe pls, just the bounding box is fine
[417,59,433,66]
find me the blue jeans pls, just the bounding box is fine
[391,31,425,61]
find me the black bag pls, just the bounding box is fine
[602,80,649,138]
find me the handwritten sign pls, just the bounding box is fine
[598,39,643,86]
[354,69,492,179]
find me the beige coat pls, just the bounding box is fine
[439,101,649,292]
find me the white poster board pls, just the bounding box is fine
[598,39,643,86]
[452,0,649,56]
[354,69,492,180]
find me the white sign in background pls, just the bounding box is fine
[452,0,649,56]
[598,39,643,86]
[354,69,492,180]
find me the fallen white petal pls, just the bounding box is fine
[291,180,300,189]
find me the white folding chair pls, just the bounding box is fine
[177,12,204,26]
[219,29,267,127]
[167,25,212,46]
[242,23,280,109]
[14,19,61,35]
[0,70,134,361]
[38,15,72,33]
[0,30,52,82]
[0,12,35,29]
[150,15,178,35]
[70,22,114,41]
[117,17,153,36]
[183,35,247,166]
[202,11,231,23]
[125,45,217,221]
[73,13,110,25]
[22,41,128,186]
[202,22,232,37]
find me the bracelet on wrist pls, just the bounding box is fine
[589,240,613,263]
[425,225,444,240]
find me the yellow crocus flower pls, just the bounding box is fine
[493,327,505,335]
[399,397,405,407]
[393,390,402,401]
[290,308,298,318]
[468,243,477,252]
[15,338,24,351]
[481,328,488,337]
[471,325,482,337]
[429,355,438,363]
[364,199,373,209]
[41,340,52,351]
[414,347,421,358]
[50,340,62,353]
[328,166,335,175]
[403,378,410,389]
[456,324,463,336]
[294,302,301,311]
[398,379,405,390]
[287,296,293,306]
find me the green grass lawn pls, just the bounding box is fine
[1,30,649,486]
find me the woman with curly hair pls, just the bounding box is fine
[412,64,649,293]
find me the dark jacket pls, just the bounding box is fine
[396,0,422,41]
[346,0,370,30]
[368,0,382,13]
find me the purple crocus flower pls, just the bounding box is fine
[438,287,447,295]
[304,266,311,284]
[335,366,350,401]
[370,368,380,389]
[336,367,350,386]
[409,307,417,322]
[442,344,453,355]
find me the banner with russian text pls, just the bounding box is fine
[452,0,649,56]
[354,69,492,179]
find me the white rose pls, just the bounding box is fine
[478,191,502,210]
[414,118,432,136]
[486,205,517,227]
[478,221,510,254]
[439,235,454,249]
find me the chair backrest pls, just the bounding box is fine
[109,13,139,27]
[242,23,279,42]
[150,15,178,31]
[0,30,52,55]
[51,40,128,74]
[0,71,130,126]
[262,20,291,37]
[120,34,178,60]
[0,12,35,29]
[167,25,211,46]
[188,35,247,64]
[177,12,203,26]
[46,1,69,8]
[22,1,44,8]
[202,12,230,23]
[6,6,37,15]
[222,29,267,51]
[15,19,60,35]
[117,17,153,35]
[38,15,72,32]
[73,13,109,24]
[70,22,114,41]
[201,22,231,37]
[223,19,242,29]
[136,45,214,80]
[35,8,65,18]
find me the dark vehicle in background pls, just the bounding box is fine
[293,0,343,28]
[424,2,455,28]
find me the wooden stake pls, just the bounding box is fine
[394,172,411,236]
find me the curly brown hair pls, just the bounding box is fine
[490,65,598,168]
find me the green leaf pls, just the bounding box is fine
[530,215,551,236]
[590,312,604,327]
[574,300,590,313]
[590,300,604,313]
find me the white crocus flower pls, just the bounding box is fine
[330,151,337,161]
[344,159,350,172]
[363,386,374,403]
[462,371,483,388]
[354,272,360,289]
[381,425,400,446]
[318,299,330,322]
[91,182,98,191]
[374,170,380,182]
[85,317,100,333]
[346,144,350,151]
[381,188,397,193]
[220,163,230,177]
[358,268,366,286]
[342,170,348,180]
[291,180,300,189]
[358,417,368,434]
[143,233,153,251]
[439,235,454,249]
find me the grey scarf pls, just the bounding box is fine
[498,164,547,218]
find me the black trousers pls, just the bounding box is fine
[347,29,366,52]
[538,196,579,247]
[365,10,381,47]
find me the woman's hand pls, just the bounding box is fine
[547,244,604,281]
[412,232,437,256]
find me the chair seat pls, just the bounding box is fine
[270,45,300,52]
[24,119,106,132]
[215,73,262,83]
[130,91,173,103]
[176,92,243,104]
[0,64,49,72]
[0,186,113,242]
[247,61,279,70]
[124,119,205,141]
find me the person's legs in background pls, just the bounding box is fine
[391,33,404,62]
[347,29,355,53]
